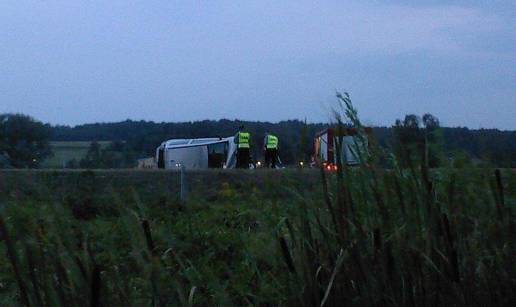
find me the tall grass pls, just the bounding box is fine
[0,95,514,306]
[276,92,515,306]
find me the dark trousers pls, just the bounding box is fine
[264,149,278,168]
[236,148,250,168]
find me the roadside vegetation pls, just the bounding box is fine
[0,95,514,306]
[0,114,52,168]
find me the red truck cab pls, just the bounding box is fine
[313,127,372,169]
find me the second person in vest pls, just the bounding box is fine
[234,125,251,168]
[263,130,279,168]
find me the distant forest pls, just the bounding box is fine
[50,119,516,167]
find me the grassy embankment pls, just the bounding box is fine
[0,167,514,306]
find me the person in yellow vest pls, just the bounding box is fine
[263,130,279,168]
[234,125,251,168]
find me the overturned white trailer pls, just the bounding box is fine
[156,137,238,169]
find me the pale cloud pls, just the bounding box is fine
[155,1,507,56]
[0,1,514,128]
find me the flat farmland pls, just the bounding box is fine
[40,141,112,168]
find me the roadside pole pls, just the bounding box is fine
[180,164,188,203]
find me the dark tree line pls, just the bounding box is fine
[52,117,515,167]
[391,114,443,168]
[0,114,52,168]
[0,113,514,168]
[72,141,136,169]
[52,119,328,166]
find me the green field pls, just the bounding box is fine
[40,141,112,168]
[0,167,514,306]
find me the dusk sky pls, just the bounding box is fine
[1,1,515,129]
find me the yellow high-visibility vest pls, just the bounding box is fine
[238,132,250,148]
[266,134,278,149]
